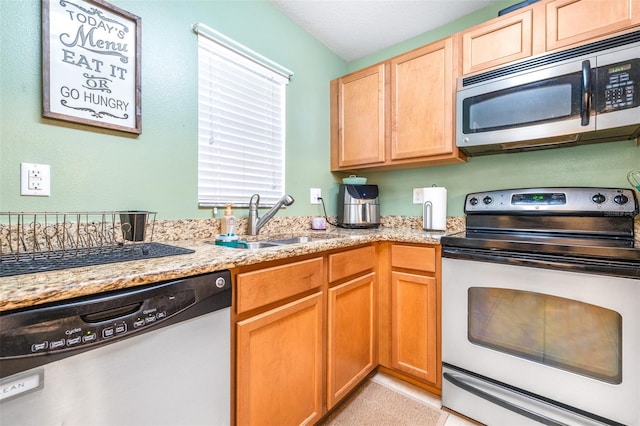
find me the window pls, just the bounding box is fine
[195,24,292,206]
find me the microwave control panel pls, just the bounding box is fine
[597,58,640,112]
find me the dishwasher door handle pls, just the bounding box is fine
[81,302,143,323]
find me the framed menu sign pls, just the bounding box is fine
[42,0,142,134]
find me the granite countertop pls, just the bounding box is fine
[0,216,463,312]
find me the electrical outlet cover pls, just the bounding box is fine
[310,188,322,204]
[413,188,423,204]
[21,163,51,196]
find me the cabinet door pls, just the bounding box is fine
[390,271,438,384]
[546,0,640,51]
[236,293,323,426]
[327,272,377,409]
[390,38,455,160]
[334,64,387,168]
[461,8,537,75]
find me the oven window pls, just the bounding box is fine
[468,287,622,384]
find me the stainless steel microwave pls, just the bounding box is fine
[456,30,640,156]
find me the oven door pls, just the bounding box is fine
[456,57,595,154]
[442,257,639,426]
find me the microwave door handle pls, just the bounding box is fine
[580,60,592,126]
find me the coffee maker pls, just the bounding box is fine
[337,184,380,228]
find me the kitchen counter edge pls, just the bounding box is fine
[0,227,453,312]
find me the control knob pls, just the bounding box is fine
[469,197,479,206]
[614,194,629,205]
[483,196,493,205]
[591,193,606,204]
[215,277,226,288]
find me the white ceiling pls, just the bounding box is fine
[269,0,503,61]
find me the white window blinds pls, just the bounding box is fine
[196,25,291,206]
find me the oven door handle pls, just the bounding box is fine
[443,372,568,426]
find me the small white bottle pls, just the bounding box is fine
[220,204,236,235]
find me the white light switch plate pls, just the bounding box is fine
[21,163,51,196]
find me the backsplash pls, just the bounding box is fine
[151,215,466,242]
[151,215,640,245]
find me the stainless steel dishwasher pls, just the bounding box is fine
[0,271,231,426]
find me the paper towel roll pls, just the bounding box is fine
[423,187,447,231]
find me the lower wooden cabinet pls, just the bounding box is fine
[379,243,442,391]
[236,292,323,426]
[233,242,441,424]
[390,271,438,384]
[327,272,376,409]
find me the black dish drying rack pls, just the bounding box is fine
[0,211,193,277]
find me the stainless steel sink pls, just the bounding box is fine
[238,241,281,249]
[234,235,337,249]
[268,236,317,245]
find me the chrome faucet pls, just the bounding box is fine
[248,193,295,235]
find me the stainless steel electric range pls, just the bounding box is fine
[440,187,639,426]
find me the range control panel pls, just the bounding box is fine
[465,187,638,216]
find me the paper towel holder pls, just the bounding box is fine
[423,201,433,230]
[418,184,447,232]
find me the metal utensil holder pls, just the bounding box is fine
[0,211,157,263]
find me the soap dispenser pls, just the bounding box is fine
[220,204,236,235]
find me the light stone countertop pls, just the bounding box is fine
[0,216,464,312]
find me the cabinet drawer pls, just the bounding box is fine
[237,257,324,314]
[328,245,376,283]
[391,245,436,272]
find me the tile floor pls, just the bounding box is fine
[370,371,481,426]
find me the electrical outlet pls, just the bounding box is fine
[310,188,322,204]
[413,188,424,204]
[21,163,51,196]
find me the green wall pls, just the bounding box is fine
[0,0,346,219]
[346,0,639,216]
[1,0,638,221]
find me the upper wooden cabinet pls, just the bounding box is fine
[546,0,640,51]
[390,39,458,161]
[330,37,466,172]
[331,64,387,168]
[461,0,640,76]
[461,5,545,75]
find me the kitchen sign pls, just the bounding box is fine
[42,0,141,134]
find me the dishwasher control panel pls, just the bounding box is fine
[0,271,231,359]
